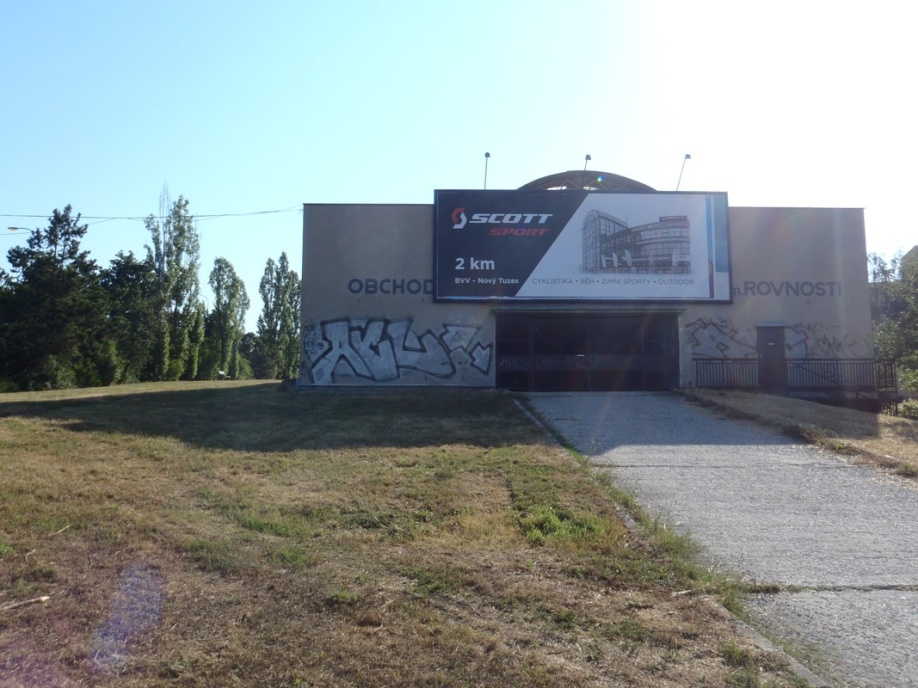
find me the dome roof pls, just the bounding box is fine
[518,170,655,193]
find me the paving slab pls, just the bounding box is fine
[747,589,918,688]
[527,392,918,688]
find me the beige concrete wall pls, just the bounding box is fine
[300,204,494,386]
[681,207,872,385]
[300,203,873,389]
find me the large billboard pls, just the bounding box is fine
[435,190,731,302]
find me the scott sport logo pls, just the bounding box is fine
[450,208,553,230]
[451,207,468,229]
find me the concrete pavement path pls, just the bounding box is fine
[526,392,918,688]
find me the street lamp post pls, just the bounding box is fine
[676,153,692,191]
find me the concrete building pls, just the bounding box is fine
[299,171,881,402]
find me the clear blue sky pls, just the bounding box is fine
[2,1,914,330]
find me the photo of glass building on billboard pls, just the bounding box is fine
[582,210,691,274]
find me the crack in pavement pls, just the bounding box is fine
[758,583,918,594]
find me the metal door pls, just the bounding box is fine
[757,326,787,393]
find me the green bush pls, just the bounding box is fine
[0,378,18,393]
[900,399,918,420]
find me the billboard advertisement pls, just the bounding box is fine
[435,190,731,302]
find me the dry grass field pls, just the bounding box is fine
[0,382,809,687]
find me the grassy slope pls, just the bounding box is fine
[1,383,804,687]
[688,389,918,476]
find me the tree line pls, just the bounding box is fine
[869,247,918,393]
[0,195,300,391]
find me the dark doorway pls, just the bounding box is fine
[757,326,787,393]
[496,314,678,392]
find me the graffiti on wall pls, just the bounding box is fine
[302,318,493,385]
[785,322,871,359]
[685,317,871,359]
[685,317,757,359]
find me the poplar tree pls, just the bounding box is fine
[145,190,205,380]
[208,257,250,379]
[282,253,301,378]
[255,252,300,378]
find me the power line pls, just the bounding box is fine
[195,206,302,223]
[0,206,302,225]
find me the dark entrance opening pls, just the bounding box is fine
[496,313,679,392]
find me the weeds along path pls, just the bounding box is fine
[527,391,918,688]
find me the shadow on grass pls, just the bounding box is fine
[0,383,533,452]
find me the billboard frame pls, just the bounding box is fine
[434,189,732,304]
